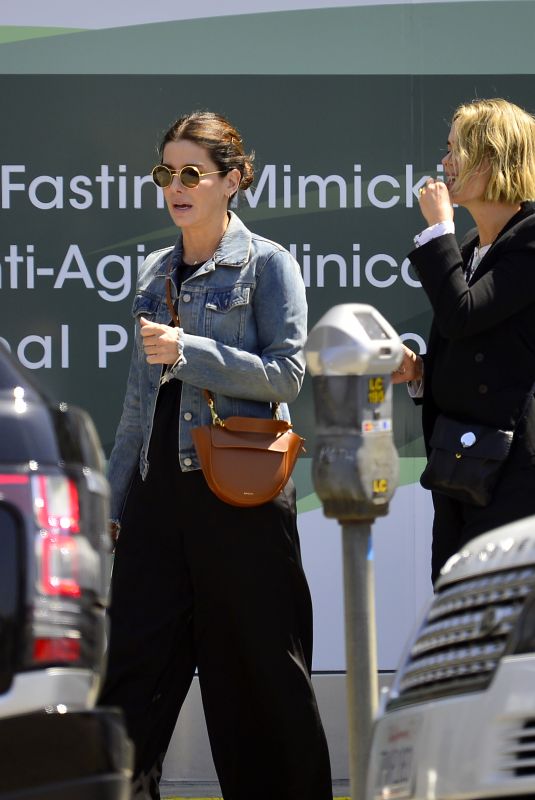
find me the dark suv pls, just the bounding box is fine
[0,349,132,799]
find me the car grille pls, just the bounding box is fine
[387,566,535,710]
[500,718,535,777]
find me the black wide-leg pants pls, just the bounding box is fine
[431,458,535,583]
[99,466,333,800]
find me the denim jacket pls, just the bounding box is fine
[107,211,308,520]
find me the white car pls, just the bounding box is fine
[368,515,535,800]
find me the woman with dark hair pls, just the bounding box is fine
[99,111,332,800]
[394,98,535,583]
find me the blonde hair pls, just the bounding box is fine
[451,98,535,203]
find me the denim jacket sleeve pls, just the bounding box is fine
[106,335,144,520]
[173,249,307,403]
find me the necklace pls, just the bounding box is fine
[466,241,491,282]
[184,251,215,266]
[186,255,209,267]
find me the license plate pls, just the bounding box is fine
[373,716,421,799]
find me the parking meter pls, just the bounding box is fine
[306,303,402,520]
[305,303,403,800]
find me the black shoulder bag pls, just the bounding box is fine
[420,387,534,507]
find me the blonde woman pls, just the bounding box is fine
[395,98,535,582]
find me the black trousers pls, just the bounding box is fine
[431,459,535,583]
[98,466,333,800]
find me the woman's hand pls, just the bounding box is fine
[418,179,454,227]
[109,520,121,551]
[140,317,180,364]
[391,344,423,384]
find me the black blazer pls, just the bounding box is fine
[408,202,535,465]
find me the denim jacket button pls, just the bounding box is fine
[183,293,191,303]
[183,457,192,467]
[183,412,192,421]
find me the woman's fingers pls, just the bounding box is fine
[391,345,423,384]
[418,179,453,225]
[138,318,179,364]
[139,317,165,336]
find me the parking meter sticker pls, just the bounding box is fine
[362,419,392,433]
[368,376,385,404]
[373,479,388,495]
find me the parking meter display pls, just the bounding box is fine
[354,312,391,341]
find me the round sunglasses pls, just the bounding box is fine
[151,164,226,189]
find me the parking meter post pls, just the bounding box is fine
[342,522,378,800]
[305,304,402,800]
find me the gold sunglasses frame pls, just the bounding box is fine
[151,164,226,189]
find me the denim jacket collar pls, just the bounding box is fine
[155,211,252,278]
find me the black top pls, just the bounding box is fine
[147,259,197,469]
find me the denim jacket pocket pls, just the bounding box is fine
[203,284,251,345]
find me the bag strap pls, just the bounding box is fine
[203,389,281,427]
[514,379,535,436]
[165,257,281,426]
[165,260,181,328]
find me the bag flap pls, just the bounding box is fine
[430,414,514,460]
[210,425,300,453]
[223,416,292,434]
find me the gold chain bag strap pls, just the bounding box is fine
[165,264,305,507]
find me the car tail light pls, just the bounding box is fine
[32,475,82,599]
[40,535,81,598]
[0,473,31,510]
[32,637,81,664]
[0,471,93,669]
[31,475,85,668]
[32,474,80,535]
[31,474,82,666]
[0,475,30,485]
